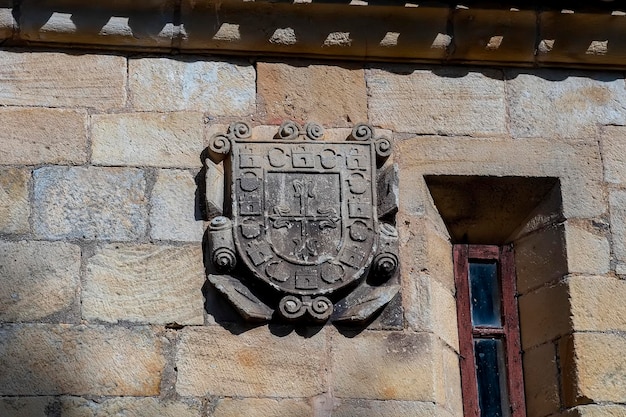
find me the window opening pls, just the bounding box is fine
[454,245,526,417]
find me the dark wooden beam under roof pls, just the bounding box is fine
[1,1,625,69]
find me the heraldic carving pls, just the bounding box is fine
[206,120,399,324]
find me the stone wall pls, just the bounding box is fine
[1,48,626,417]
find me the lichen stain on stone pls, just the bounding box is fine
[236,348,259,367]
[559,85,611,112]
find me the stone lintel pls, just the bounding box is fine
[1,2,626,68]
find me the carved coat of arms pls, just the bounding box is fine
[206,121,399,323]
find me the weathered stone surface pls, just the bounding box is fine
[519,281,570,349]
[0,324,164,395]
[574,404,626,416]
[176,326,326,397]
[514,223,567,294]
[602,126,626,185]
[212,398,312,417]
[398,137,604,219]
[150,169,204,242]
[0,168,30,234]
[92,112,205,168]
[0,241,80,322]
[609,190,626,272]
[0,5,15,40]
[402,273,458,350]
[523,342,560,417]
[0,397,51,417]
[61,396,201,417]
[33,167,147,240]
[331,330,436,401]
[332,399,437,417]
[257,62,367,127]
[569,276,626,332]
[507,70,626,139]
[440,345,462,416]
[129,57,255,114]
[561,332,626,404]
[0,108,87,165]
[205,158,224,217]
[83,244,204,325]
[0,51,126,110]
[400,218,454,292]
[367,67,506,135]
[565,222,610,275]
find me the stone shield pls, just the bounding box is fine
[232,140,378,296]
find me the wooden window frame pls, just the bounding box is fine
[454,244,526,417]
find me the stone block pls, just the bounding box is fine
[402,273,458,351]
[440,345,462,416]
[574,405,626,416]
[213,398,312,417]
[176,326,327,397]
[331,330,436,401]
[33,167,147,240]
[367,67,506,136]
[61,396,201,417]
[83,244,204,325]
[0,168,30,234]
[610,190,626,270]
[400,218,454,292]
[150,169,204,242]
[565,222,610,275]
[92,112,205,168]
[397,137,604,219]
[257,62,367,127]
[0,107,87,165]
[519,281,570,349]
[569,275,626,332]
[129,57,255,114]
[332,399,437,417]
[561,332,626,405]
[506,69,626,139]
[0,241,80,322]
[0,324,164,396]
[0,51,126,110]
[601,126,626,185]
[523,342,560,417]
[514,223,567,294]
[0,397,51,417]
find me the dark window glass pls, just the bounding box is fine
[469,261,502,327]
[454,245,526,417]
[474,339,511,417]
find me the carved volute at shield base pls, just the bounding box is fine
[206,120,400,324]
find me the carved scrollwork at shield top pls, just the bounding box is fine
[205,120,400,324]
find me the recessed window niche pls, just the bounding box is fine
[426,175,569,417]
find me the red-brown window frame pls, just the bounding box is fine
[453,244,526,417]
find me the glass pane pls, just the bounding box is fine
[469,261,502,326]
[474,338,511,417]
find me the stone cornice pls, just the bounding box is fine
[2,1,626,69]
